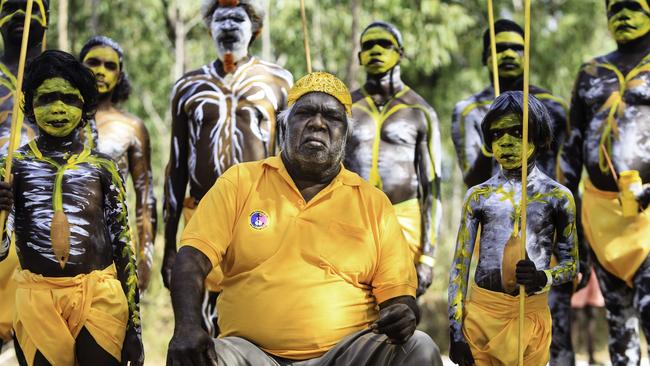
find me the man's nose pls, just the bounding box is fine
[307,114,327,130]
[50,101,68,114]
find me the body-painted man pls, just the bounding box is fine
[559,1,650,364]
[0,0,48,350]
[448,92,578,366]
[450,19,585,365]
[161,0,292,336]
[0,50,142,366]
[80,36,157,292]
[344,21,441,297]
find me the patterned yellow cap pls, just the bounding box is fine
[287,72,352,115]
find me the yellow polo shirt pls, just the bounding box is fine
[180,156,416,360]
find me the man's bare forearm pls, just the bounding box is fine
[171,246,213,329]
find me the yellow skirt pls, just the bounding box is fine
[184,198,223,292]
[582,180,650,286]
[0,238,18,342]
[463,284,551,366]
[13,264,128,366]
[393,198,422,264]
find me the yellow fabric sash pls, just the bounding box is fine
[13,264,128,366]
[0,237,18,341]
[393,198,422,264]
[582,180,650,287]
[183,199,223,292]
[463,284,551,366]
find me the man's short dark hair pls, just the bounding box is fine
[79,36,132,104]
[481,91,553,152]
[482,19,524,65]
[23,50,99,124]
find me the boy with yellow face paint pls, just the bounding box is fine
[0,0,48,353]
[344,21,442,298]
[79,36,157,293]
[559,1,650,364]
[450,19,588,366]
[0,50,143,366]
[448,91,578,366]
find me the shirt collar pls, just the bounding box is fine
[262,155,361,187]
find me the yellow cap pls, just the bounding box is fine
[287,72,352,115]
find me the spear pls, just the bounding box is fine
[299,0,312,73]
[519,0,532,364]
[0,0,35,235]
[487,0,500,97]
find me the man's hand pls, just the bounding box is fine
[121,328,144,366]
[161,249,177,290]
[416,263,433,297]
[166,326,216,366]
[0,181,13,212]
[516,259,548,295]
[449,340,474,366]
[371,302,417,344]
[575,259,591,291]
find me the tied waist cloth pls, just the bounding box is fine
[393,198,424,264]
[462,284,551,366]
[581,179,650,287]
[13,264,128,366]
[184,197,223,292]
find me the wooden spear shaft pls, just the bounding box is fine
[299,0,312,73]
[487,0,500,97]
[0,0,35,233]
[519,0,532,364]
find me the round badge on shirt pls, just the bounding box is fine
[249,210,269,230]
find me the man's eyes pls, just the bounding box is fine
[362,40,394,51]
[610,2,642,14]
[84,59,101,67]
[214,16,245,23]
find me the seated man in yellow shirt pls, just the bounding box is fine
[166,72,442,366]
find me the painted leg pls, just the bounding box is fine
[632,255,650,361]
[549,281,575,366]
[13,335,51,366]
[75,327,119,366]
[201,291,220,337]
[593,256,640,366]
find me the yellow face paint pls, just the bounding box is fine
[83,46,120,94]
[486,31,525,78]
[0,0,47,28]
[33,78,84,137]
[359,27,401,75]
[608,0,650,43]
[489,114,535,170]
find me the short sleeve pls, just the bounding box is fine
[179,172,238,268]
[371,203,417,303]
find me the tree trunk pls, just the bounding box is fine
[90,0,100,34]
[261,0,272,61]
[311,2,324,70]
[58,0,70,52]
[173,3,185,81]
[344,0,361,88]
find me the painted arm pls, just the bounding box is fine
[0,157,10,261]
[414,107,441,296]
[451,101,493,187]
[162,83,190,289]
[128,118,157,292]
[544,190,579,286]
[102,159,143,365]
[448,189,481,343]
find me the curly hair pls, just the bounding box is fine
[201,0,265,44]
[481,91,553,153]
[79,35,132,104]
[23,50,99,125]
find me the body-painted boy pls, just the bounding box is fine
[0,0,48,349]
[559,1,650,364]
[80,36,157,292]
[451,20,587,365]
[0,50,143,366]
[344,21,441,297]
[161,0,292,336]
[448,91,578,366]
